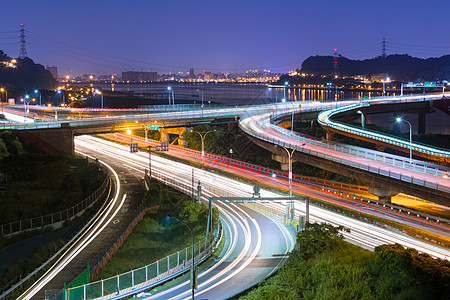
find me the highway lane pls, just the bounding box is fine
[19,153,125,300]
[106,133,450,237]
[77,136,449,261]
[75,136,295,299]
[241,109,450,192]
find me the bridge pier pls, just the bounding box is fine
[368,186,398,203]
[160,131,170,143]
[311,120,317,136]
[271,154,295,171]
[19,123,74,154]
[325,130,334,141]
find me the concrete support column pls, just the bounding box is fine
[368,186,398,204]
[160,131,170,143]
[178,133,186,147]
[418,113,426,134]
[325,130,334,141]
[311,120,317,136]
[271,154,292,171]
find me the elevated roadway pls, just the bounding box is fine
[239,99,450,206]
[317,96,450,164]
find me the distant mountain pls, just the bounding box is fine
[299,54,450,81]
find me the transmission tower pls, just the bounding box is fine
[19,24,28,59]
[381,38,386,58]
[333,48,339,78]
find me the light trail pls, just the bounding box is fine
[75,136,293,299]
[20,153,124,300]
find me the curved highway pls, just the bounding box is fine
[75,136,295,299]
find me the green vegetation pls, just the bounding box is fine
[0,153,105,223]
[0,131,106,224]
[94,181,218,280]
[239,223,450,300]
[0,50,56,95]
[0,239,65,294]
[296,54,450,82]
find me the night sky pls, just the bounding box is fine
[1,0,449,76]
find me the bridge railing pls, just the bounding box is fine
[317,98,450,158]
[45,167,222,300]
[240,105,450,194]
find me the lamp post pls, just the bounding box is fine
[167,86,174,106]
[191,129,216,164]
[283,81,288,101]
[280,146,295,196]
[95,89,103,109]
[396,117,412,164]
[20,95,35,119]
[34,89,41,106]
[168,214,195,300]
[127,129,133,152]
[57,90,65,106]
[0,88,6,115]
[382,77,390,97]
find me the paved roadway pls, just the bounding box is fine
[75,136,295,299]
[20,148,145,300]
[107,133,450,238]
[76,136,450,299]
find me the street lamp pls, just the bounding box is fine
[34,89,41,106]
[57,89,65,106]
[167,214,196,300]
[95,89,103,109]
[283,81,288,101]
[0,88,6,115]
[382,77,390,97]
[191,129,216,162]
[396,117,412,164]
[167,86,175,106]
[20,95,35,119]
[280,146,295,196]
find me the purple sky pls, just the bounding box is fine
[1,0,450,76]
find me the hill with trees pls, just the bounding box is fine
[0,50,56,98]
[299,54,450,81]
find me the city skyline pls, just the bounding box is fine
[1,0,450,76]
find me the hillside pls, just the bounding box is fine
[0,50,56,97]
[300,54,450,81]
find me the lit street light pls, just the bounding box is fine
[167,86,175,106]
[382,77,390,97]
[95,89,103,109]
[283,81,288,101]
[167,214,196,300]
[0,88,7,115]
[191,129,216,163]
[20,95,35,120]
[34,89,41,105]
[396,117,412,164]
[57,89,65,106]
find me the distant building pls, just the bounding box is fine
[189,68,195,79]
[46,66,58,79]
[371,73,390,82]
[122,71,159,82]
[204,72,213,81]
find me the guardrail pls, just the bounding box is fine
[240,104,450,194]
[45,168,221,300]
[1,175,110,237]
[317,99,450,158]
[0,101,306,131]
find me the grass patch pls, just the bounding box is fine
[93,181,218,281]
